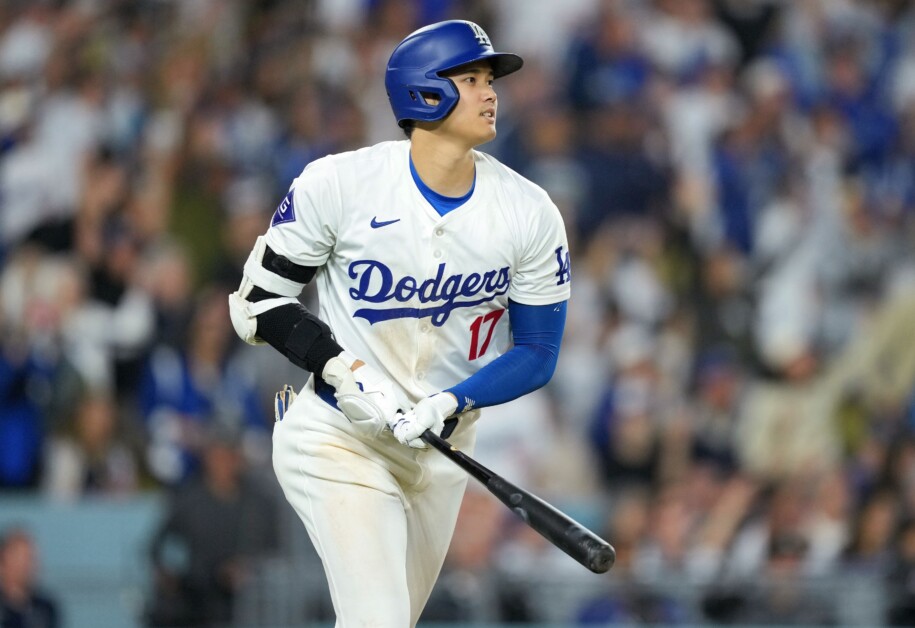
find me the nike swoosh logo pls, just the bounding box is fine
[371,217,401,229]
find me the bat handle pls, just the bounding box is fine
[420,429,447,448]
[421,429,495,485]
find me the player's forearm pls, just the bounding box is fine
[446,299,567,412]
[251,294,343,375]
[445,342,559,412]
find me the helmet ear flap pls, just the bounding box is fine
[398,79,458,125]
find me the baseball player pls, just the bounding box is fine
[228,20,571,626]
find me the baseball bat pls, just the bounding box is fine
[421,429,615,574]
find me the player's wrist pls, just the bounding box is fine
[440,390,461,414]
[434,392,458,417]
[321,351,357,389]
[335,351,358,369]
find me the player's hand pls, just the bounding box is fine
[274,384,296,422]
[322,352,399,438]
[390,393,458,449]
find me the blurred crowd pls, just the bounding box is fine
[2,0,915,625]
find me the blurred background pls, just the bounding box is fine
[1,0,915,626]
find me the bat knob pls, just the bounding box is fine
[588,543,616,574]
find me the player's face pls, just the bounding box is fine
[439,61,498,146]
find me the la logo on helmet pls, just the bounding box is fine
[467,22,490,47]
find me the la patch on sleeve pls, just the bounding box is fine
[271,190,296,227]
[554,245,571,286]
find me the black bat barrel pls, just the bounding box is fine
[421,430,616,574]
[487,476,616,574]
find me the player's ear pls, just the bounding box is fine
[420,92,441,105]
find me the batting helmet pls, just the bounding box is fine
[385,20,523,128]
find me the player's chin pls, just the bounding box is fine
[473,121,497,144]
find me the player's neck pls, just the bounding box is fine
[409,135,475,198]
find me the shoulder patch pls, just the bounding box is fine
[554,246,571,286]
[271,190,296,227]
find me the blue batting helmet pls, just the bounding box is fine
[385,20,523,128]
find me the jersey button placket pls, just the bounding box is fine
[417,229,443,387]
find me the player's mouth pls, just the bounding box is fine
[481,108,496,123]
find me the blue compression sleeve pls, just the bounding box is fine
[445,300,567,412]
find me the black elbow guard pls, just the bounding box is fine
[256,303,343,375]
[286,316,344,374]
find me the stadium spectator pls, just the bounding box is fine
[0,527,59,628]
[146,425,279,627]
[41,392,139,501]
[139,286,269,485]
[886,517,915,625]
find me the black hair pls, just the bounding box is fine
[402,120,416,139]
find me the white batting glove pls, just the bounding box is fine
[322,352,399,439]
[391,393,458,449]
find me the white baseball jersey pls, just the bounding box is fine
[264,139,571,407]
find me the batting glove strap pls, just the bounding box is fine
[391,393,458,449]
[321,352,359,390]
[322,353,399,439]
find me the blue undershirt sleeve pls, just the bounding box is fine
[445,299,567,413]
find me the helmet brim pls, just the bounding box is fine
[438,51,524,79]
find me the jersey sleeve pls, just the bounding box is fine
[264,158,340,267]
[508,196,572,305]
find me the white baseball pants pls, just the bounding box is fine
[272,376,476,627]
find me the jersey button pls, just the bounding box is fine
[421,324,431,333]
[433,250,442,258]
[416,372,426,380]
[435,229,444,237]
